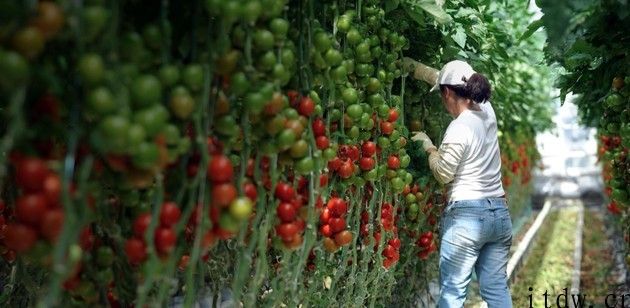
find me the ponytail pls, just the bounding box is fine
[440,72,492,103]
[465,73,491,103]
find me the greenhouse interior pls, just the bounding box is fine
[0,0,628,307]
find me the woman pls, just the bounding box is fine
[411,60,513,308]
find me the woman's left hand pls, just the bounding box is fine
[411,131,437,152]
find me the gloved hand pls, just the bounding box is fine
[411,131,437,152]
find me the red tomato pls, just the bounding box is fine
[337,161,354,179]
[327,198,347,217]
[323,237,338,252]
[388,109,399,122]
[79,227,95,250]
[388,238,401,249]
[348,146,361,162]
[380,121,394,135]
[277,202,297,222]
[207,155,233,183]
[329,217,346,233]
[212,183,238,208]
[274,182,295,202]
[359,157,375,170]
[133,213,152,237]
[4,223,37,253]
[319,207,331,224]
[319,174,329,187]
[155,227,177,254]
[328,157,342,171]
[275,222,298,241]
[334,230,353,246]
[382,244,397,259]
[387,155,400,169]
[417,235,431,248]
[15,157,49,192]
[125,238,147,264]
[286,90,300,106]
[320,224,333,237]
[298,96,315,117]
[160,202,181,228]
[316,135,330,149]
[42,173,61,206]
[41,209,64,241]
[243,182,257,201]
[294,218,306,232]
[16,193,48,225]
[361,141,376,157]
[312,118,326,136]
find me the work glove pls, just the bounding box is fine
[411,131,437,152]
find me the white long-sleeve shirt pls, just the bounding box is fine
[427,102,505,201]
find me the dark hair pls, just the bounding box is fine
[439,73,491,103]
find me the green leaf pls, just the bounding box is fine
[417,1,453,24]
[451,26,466,48]
[404,6,424,25]
[385,0,400,12]
[519,19,544,42]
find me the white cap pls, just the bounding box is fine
[429,60,476,92]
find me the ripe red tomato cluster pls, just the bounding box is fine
[382,236,401,269]
[2,157,63,256]
[208,154,254,239]
[313,117,330,150]
[319,197,353,252]
[416,231,437,260]
[328,144,361,179]
[274,182,306,249]
[126,201,181,264]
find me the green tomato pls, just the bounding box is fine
[230,72,249,96]
[337,16,351,33]
[219,212,240,232]
[295,157,315,174]
[346,104,363,120]
[241,1,262,24]
[131,74,162,107]
[269,18,289,39]
[88,87,116,114]
[215,114,239,136]
[245,91,266,114]
[133,105,169,137]
[377,136,390,148]
[99,115,130,152]
[347,126,360,139]
[254,29,275,51]
[313,31,332,52]
[342,87,359,104]
[78,53,104,85]
[290,140,309,158]
[405,193,417,204]
[391,177,405,192]
[323,148,337,161]
[346,28,362,45]
[230,197,253,220]
[325,49,343,67]
[277,129,297,150]
[127,124,147,148]
[364,168,378,181]
[183,64,204,92]
[158,64,180,87]
[132,142,159,170]
[96,246,114,267]
[0,51,29,88]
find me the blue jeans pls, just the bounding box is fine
[438,197,513,308]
